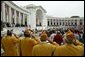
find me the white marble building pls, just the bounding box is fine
[1,1,29,27]
[1,1,84,31]
[1,1,47,30]
[23,4,47,30]
[46,16,84,31]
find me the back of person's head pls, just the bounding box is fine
[65,30,68,33]
[74,30,78,33]
[65,30,75,44]
[40,33,48,41]
[7,30,12,36]
[52,30,55,33]
[24,30,31,37]
[57,31,60,34]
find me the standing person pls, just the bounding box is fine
[39,30,46,36]
[1,30,19,56]
[61,29,64,35]
[53,30,84,56]
[63,29,69,38]
[74,30,79,40]
[32,33,55,56]
[45,30,50,37]
[79,31,83,43]
[20,30,38,56]
[49,30,56,41]
[53,31,63,45]
[30,30,41,44]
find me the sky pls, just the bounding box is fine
[12,1,84,17]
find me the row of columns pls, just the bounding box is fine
[2,2,27,26]
[48,19,82,26]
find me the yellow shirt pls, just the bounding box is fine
[53,44,84,56]
[32,42,55,56]
[33,38,41,44]
[1,36,19,56]
[73,39,84,46]
[20,37,37,56]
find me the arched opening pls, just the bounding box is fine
[36,9,43,26]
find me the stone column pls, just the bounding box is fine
[68,20,69,26]
[29,10,36,29]
[70,19,71,26]
[55,19,57,26]
[14,10,16,25]
[27,14,29,27]
[16,11,17,24]
[83,19,84,25]
[67,20,68,26]
[77,20,79,26]
[65,20,66,26]
[42,13,47,30]
[64,20,66,26]
[62,20,63,26]
[1,2,3,21]
[6,6,9,23]
[9,6,11,24]
[19,12,21,26]
[69,20,71,25]
[2,2,5,22]
[58,20,60,26]
[1,11,2,21]
[23,13,25,25]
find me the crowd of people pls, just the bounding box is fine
[1,27,84,56]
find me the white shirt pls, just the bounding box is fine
[1,48,4,54]
[49,33,56,41]
[80,33,83,39]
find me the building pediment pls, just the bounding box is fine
[37,6,47,13]
[24,4,47,13]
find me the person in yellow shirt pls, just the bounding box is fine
[1,30,19,56]
[20,30,37,56]
[53,30,84,56]
[32,33,56,56]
